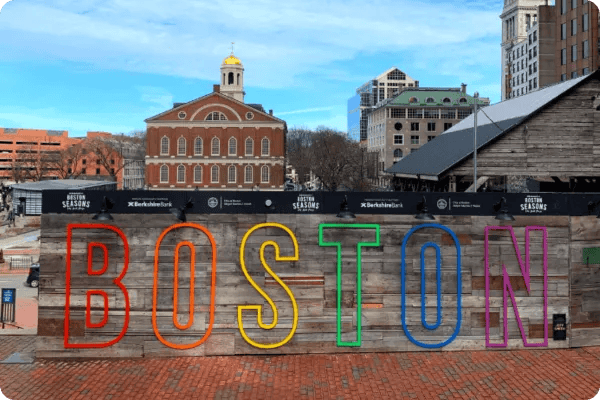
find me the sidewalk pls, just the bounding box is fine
[0,336,599,399]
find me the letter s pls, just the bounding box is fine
[238,223,299,349]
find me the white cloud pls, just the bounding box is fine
[276,106,335,116]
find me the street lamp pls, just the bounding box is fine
[473,91,479,192]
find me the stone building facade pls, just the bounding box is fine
[145,52,286,191]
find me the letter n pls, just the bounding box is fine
[65,223,130,348]
[485,226,548,348]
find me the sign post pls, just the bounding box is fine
[1,288,16,329]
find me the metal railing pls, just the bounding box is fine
[9,256,32,270]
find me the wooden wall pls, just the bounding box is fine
[37,213,589,358]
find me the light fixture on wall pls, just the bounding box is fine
[415,195,434,220]
[336,195,355,219]
[92,196,114,221]
[587,199,600,218]
[170,198,194,222]
[493,197,515,221]
[264,198,275,210]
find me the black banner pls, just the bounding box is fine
[42,190,594,216]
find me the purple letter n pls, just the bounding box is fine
[485,226,548,348]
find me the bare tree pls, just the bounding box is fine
[14,145,51,182]
[82,133,145,183]
[287,126,377,191]
[46,143,86,179]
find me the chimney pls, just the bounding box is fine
[461,83,467,94]
[269,109,273,115]
[213,84,220,93]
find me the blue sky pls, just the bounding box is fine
[1,0,510,139]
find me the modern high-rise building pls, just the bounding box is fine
[348,67,418,141]
[500,0,548,100]
[555,0,599,82]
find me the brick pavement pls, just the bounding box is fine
[0,337,599,400]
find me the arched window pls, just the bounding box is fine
[229,137,237,155]
[177,165,185,183]
[228,72,234,84]
[212,138,220,155]
[161,136,169,155]
[394,149,403,158]
[261,165,269,183]
[222,74,225,85]
[426,97,435,103]
[245,138,253,156]
[237,73,240,85]
[228,165,236,183]
[205,111,228,121]
[245,165,253,183]
[160,165,168,183]
[177,137,186,156]
[194,166,202,183]
[459,97,467,103]
[442,97,451,103]
[409,97,419,103]
[211,165,219,183]
[261,138,270,156]
[194,138,203,155]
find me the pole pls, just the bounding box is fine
[473,92,479,192]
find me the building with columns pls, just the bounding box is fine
[500,0,549,100]
[145,51,286,190]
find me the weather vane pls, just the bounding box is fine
[231,42,234,54]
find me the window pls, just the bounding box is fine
[442,97,451,104]
[394,134,403,145]
[178,137,186,156]
[394,122,403,131]
[261,138,269,156]
[571,44,577,61]
[529,80,532,90]
[160,165,168,183]
[561,74,567,81]
[533,47,537,57]
[177,165,185,183]
[529,34,532,45]
[533,31,537,42]
[441,109,455,119]
[245,165,253,183]
[391,108,405,118]
[261,166,269,183]
[427,122,436,132]
[228,166,236,183]
[571,71,578,79]
[561,48,567,65]
[410,122,419,131]
[245,138,253,156]
[228,137,237,155]
[583,40,589,58]
[529,65,532,75]
[194,166,202,183]
[205,111,227,121]
[211,138,220,155]
[411,135,419,145]
[533,62,537,73]
[82,168,86,175]
[444,122,452,130]
[161,136,169,155]
[571,19,577,36]
[423,109,438,119]
[425,97,435,103]
[457,109,471,119]
[388,70,406,80]
[572,0,577,8]
[561,0,567,14]
[110,168,114,175]
[194,138,203,155]
[583,67,590,75]
[408,109,423,118]
[96,159,101,164]
[427,136,435,142]
[393,149,402,158]
[583,13,589,31]
[409,97,419,103]
[211,165,219,183]
[533,77,537,88]
[96,168,100,175]
[459,98,467,104]
[561,23,567,40]
[68,168,72,174]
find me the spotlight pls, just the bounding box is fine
[336,195,355,219]
[493,197,515,221]
[587,199,600,218]
[415,195,434,220]
[170,198,194,222]
[92,196,114,221]
[264,198,275,210]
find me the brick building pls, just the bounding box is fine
[145,52,287,191]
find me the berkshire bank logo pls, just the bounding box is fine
[360,199,403,209]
